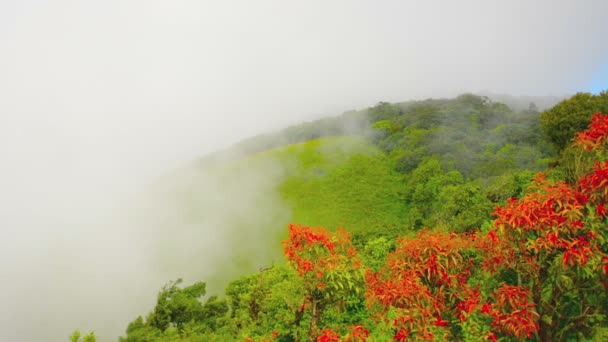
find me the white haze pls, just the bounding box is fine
[0,0,607,341]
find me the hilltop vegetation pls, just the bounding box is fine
[541,92,608,151]
[73,92,608,341]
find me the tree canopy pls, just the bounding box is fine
[540,91,608,151]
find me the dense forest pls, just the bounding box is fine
[71,91,608,341]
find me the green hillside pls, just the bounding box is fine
[132,135,406,289]
[268,137,407,239]
[133,94,556,286]
[92,92,608,342]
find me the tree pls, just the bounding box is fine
[69,330,96,342]
[529,102,539,114]
[363,229,538,341]
[368,102,402,122]
[147,279,208,331]
[436,181,493,232]
[483,113,608,340]
[121,279,229,341]
[224,264,304,340]
[540,92,608,151]
[405,158,465,228]
[365,230,478,340]
[283,224,364,341]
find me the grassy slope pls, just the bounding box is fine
[138,135,406,288]
[206,134,409,262]
[248,136,408,239]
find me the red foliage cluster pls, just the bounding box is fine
[489,173,599,272]
[313,325,369,342]
[283,223,360,286]
[475,227,520,274]
[455,288,480,321]
[579,160,608,203]
[345,325,370,341]
[578,161,608,275]
[317,329,340,342]
[482,284,539,339]
[480,116,608,339]
[493,174,585,234]
[365,230,475,340]
[575,113,608,150]
[283,224,366,340]
[284,224,335,275]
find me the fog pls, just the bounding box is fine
[0,0,607,341]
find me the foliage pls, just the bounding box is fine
[94,95,608,341]
[69,330,96,342]
[365,230,479,340]
[146,94,557,291]
[283,224,364,340]
[483,113,608,340]
[575,112,608,151]
[120,279,229,341]
[540,91,608,151]
[222,264,306,340]
[368,94,552,180]
[358,110,608,339]
[360,236,394,272]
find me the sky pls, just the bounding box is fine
[590,64,608,94]
[0,0,607,341]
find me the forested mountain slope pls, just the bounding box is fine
[132,94,553,279]
[73,92,608,341]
